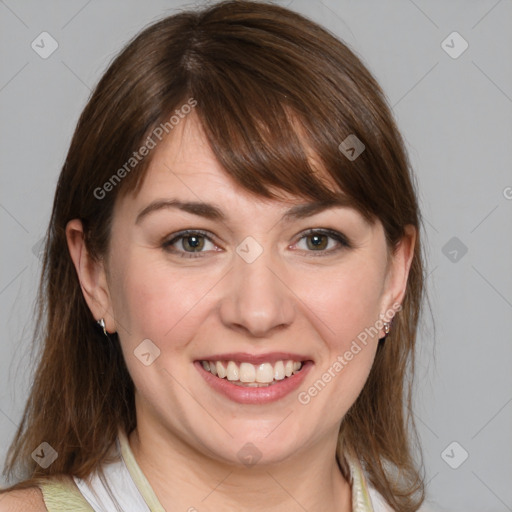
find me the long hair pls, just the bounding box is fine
[2,2,426,510]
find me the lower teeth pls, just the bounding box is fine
[231,381,276,387]
[220,370,303,387]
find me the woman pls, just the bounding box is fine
[1,1,427,510]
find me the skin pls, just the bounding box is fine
[66,113,416,512]
[0,488,46,512]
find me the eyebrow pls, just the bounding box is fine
[135,198,353,225]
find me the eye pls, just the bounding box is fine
[162,230,218,258]
[294,229,350,255]
[162,228,350,258]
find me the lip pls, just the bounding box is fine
[195,359,313,405]
[197,352,311,365]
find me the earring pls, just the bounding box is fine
[97,318,107,336]
[383,321,391,335]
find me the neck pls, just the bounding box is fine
[128,422,352,512]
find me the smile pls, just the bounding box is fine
[195,354,312,404]
[200,360,303,387]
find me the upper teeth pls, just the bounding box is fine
[201,360,302,383]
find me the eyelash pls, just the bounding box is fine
[162,228,351,259]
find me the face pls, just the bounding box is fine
[73,113,413,467]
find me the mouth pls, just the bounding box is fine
[200,359,304,387]
[195,354,312,404]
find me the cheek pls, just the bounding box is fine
[300,254,387,349]
[109,250,217,350]
[109,255,217,408]
[293,251,388,413]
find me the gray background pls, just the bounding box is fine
[1,1,511,511]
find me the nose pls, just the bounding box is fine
[218,248,296,338]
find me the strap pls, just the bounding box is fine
[37,429,165,512]
[72,437,153,512]
[117,429,166,512]
[38,476,95,512]
[342,451,376,512]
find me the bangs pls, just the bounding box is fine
[195,78,354,206]
[121,52,377,224]
[122,81,374,224]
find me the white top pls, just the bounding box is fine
[69,427,394,512]
[73,437,152,511]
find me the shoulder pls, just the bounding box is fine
[0,487,47,512]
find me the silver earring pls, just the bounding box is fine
[383,321,391,335]
[97,318,107,336]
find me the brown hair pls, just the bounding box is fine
[2,1,426,509]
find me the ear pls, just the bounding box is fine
[379,224,417,333]
[66,219,116,333]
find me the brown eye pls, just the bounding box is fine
[295,229,350,255]
[181,234,205,252]
[305,233,328,250]
[163,230,217,257]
